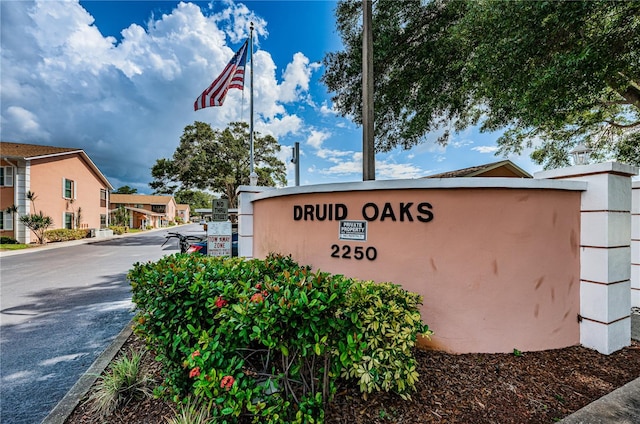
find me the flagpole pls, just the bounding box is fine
[249,22,258,186]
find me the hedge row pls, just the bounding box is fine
[44,228,90,242]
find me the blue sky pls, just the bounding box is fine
[1,0,543,193]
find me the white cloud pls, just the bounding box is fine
[321,159,361,176]
[319,101,336,116]
[316,150,426,180]
[278,52,320,103]
[472,146,499,154]
[449,138,474,148]
[257,115,302,138]
[306,129,330,149]
[2,106,51,140]
[317,148,355,162]
[376,162,424,180]
[0,0,323,191]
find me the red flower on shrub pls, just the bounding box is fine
[189,367,201,378]
[255,283,262,290]
[215,296,228,308]
[220,375,235,390]
[191,350,201,359]
[250,293,264,303]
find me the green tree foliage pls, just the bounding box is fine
[322,0,640,168]
[5,191,54,244]
[173,189,214,211]
[150,121,286,207]
[111,205,130,227]
[149,158,178,195]
[113,185,138,194]
[20,213,53,244]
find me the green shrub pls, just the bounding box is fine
[44,228,89,242]
[128,253,430,423]
[0,236,19,244]
[184,263,351,423]
[109,225,128,235]
[129,254,307,399]
[336,281,432,398]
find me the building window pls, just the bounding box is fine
[100,189,107,207]
[100,214,107,228]
[0,211,13,230]
[151,205,166,213]
[0,167,14,187]
[64,212,74,229]
[63,178,75,199]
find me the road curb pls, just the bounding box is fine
[41,322,134,424]
[558,377,640,423]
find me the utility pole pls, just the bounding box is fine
[362,0,375,181]
[291,142,300,186]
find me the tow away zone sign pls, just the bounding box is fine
[207,221,232,257]
[339,220,367,241]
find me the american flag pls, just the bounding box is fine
[194,40,249,110]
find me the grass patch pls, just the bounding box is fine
[0,243,31,250]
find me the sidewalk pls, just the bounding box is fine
[0,225,180,258]
[0,232,121,257]
[559,312,640,424]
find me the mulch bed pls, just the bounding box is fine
[66,333,640,424]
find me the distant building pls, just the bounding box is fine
[109,193,177,229]
[424,160,532,179]
[0,141,113,243]
[176,203,191,223]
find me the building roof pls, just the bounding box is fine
[110,193,175,205]
[424,160,532,179]
[176,204,190,210]
[108,206,166,217]
[1,141,83,158]
[1,141,113,189]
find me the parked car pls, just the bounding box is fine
[162,231,238,257]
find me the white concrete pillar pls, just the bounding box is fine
[536,162,638,354]
[15,160,31,244]
[632,181,640,308]
[236,186,270,259]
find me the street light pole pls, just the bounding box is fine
[362,0,375,181]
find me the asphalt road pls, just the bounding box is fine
[0,225,204,424]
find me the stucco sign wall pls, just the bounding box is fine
[243,179,587,354]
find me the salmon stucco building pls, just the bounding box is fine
[176,203,191,223]
[109,193,178,229]
[0,141,113,243]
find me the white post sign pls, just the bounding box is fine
[207,221,232,257]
